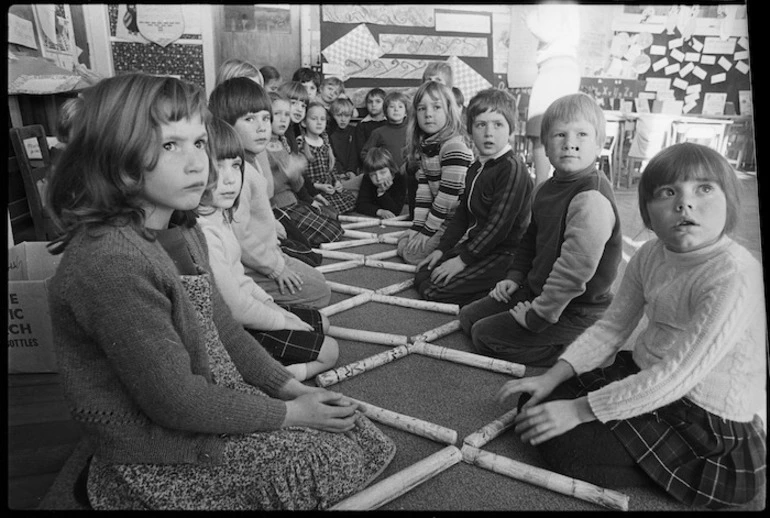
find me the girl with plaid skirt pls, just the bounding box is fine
[498,143,766,509]
[298,101,357,215]
[198,118,339,382]
[45,73,395,510]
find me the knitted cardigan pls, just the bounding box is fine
[560,236,767,424]
[48,223,292,465]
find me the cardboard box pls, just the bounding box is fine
[8,242,61,373]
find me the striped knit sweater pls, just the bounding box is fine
[561,236,767,424]
[411,135,473,236]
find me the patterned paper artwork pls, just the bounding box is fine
[322,4,435,27]
[322,23,384,66]
[378,34,488,57]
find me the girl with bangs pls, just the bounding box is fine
[397,80,473,265]
[45,73,395,510]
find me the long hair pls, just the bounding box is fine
[46,73,210,254]
[405,81,466,162]
[198,118,246,223]
[362,147,399,177]
[638,142,741,234]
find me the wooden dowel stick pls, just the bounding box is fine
[342,220,381,230]
[320,237,380,250]
[410,341,526,377]
[325,281,373,296]
[370,293,459,315]
[319,292,373,316]
[462,408,519,448]
[410,319,463,343]
[315,259,364,274]
[312,248,365,261]
[364,258,417,273]
[378,219,413,227]
[365,249,400,260]
[378,234,402,245]
[375,278,415,296]
[327,326,409,346]
[338,214,381,223]
[330,446,462,510]
[348,398,458,446]
[344,228,379,239]
[314,345,411,387]
[461,445,630,511]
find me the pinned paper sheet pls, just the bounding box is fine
[684,52,700,62]
[703,37,736,55]
[670,48,685,62]
[702,92,727,115]
[668,37,683,49]
[736,61,750,75]
[664,63,681,75]
[8,13,37,49]
[446,55,492,102]
[737,36,749,50]
[672,78,688,90]
[650,45,666,56]
[717,56,733,71]
[322,24,384,65]
[686,83,702,94]
[644,77,671,92]
[656,90,676,101]
[684,92,700,105]
[734,50,749,61]
[701,55,716,65]
[652,57,669,72]
[691,38,704,53]
[679,62,695,77]
[683,101,697,114]
[692,66,707,80]
[710,72,727,84]
[636,98,650,113]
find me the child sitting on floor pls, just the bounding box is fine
[198,117,339,381]
[355,147,406,219]
[354,87,388,160]
[298,100,357,215]
[415,88,533,306]
[498,142,766,509]
[360,90,410,174]
[459,92,622,367]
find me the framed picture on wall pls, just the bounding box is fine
[33,4,78,70]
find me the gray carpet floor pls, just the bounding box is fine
[39,173,765,511]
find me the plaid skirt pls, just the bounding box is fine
[564,351,766,509]
[247,306,324,365]
[283,202,343,247]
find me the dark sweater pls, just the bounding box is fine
[355,172,407,217]
[329,125,359,175]
[437,149,533,265]
[361,119,409,170]
[354,118,388,160]
[508,165,622,332]
[49,223,292,465]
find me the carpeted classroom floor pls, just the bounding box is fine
[39,172,765,511]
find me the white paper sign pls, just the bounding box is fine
[684,92,700,105]
[684,52,700,62]
[649,45,666,56]
[691,38,704,52]
[692,66,707,80]
[668,37,683,49]
[710,72,727,84]
[664,63,681,75]
[644,77,671,92]
[656,90,676,101]
[653,57,669,72]
[736,61,750,75]
[683,101,697,114]
[670,48,685,62]
[701,55,716,65]
[8,13,38,49]
[672,78,688,90]
[136,4,185,47]
[734,50,749,61]
[702,92,727,115]
[679,62,695,77]
[638,92,657,100]
[738,90,752,115]
[636,98,650,113]
[686,83,702,94]
[718,56,733,71]
[737,36,749,50]
[703,37,736,55]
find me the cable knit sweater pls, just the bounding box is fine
[560,236,767,424]
[231,159,286,278]
[48,223,292,465]
[198,211,287,331]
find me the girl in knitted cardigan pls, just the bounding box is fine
[44,73,394,510]
[498,143,766,509]
[396,80,473,265]
[197,118,339,382]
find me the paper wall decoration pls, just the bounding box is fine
[343,58,430,80]
[446,55,493,101]
[322,4,434,27]
[379,34,488,57]
[322,24,384,66]
[136,4,185,47]
[735,61,749,75]
[435,11,490,34]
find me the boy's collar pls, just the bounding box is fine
[478,144,512,164]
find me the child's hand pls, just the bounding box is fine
[430,256,466,286]
[509,300,532,330]
[489,279,519,303]
[274,267,305,295]
[283,391,359,432]
[376,209,396,219]
[417,250,443,272]
[376,175,393,194]
[333,180,344,193]
[315,183,335,195]
[405,232,430,256]
[314,194,330,206]
[282,311,314,332]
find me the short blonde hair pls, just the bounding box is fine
[216,58,264,86]
[540,92,605,148]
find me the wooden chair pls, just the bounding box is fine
[9,125,60,241]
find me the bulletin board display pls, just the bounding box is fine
[319,4,496,111]
[108,4,205,90]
